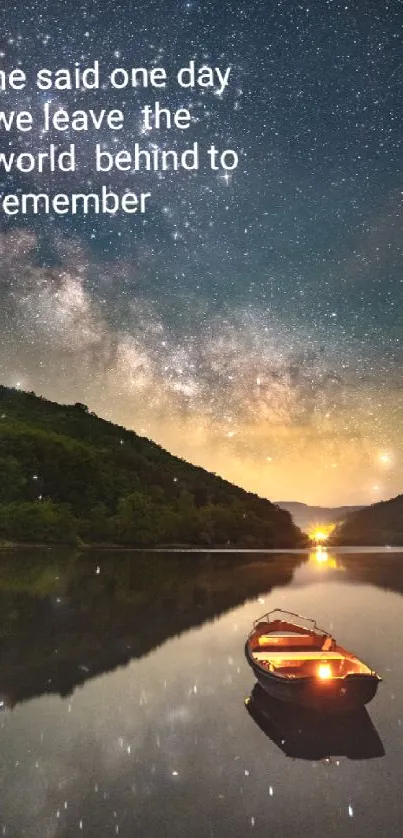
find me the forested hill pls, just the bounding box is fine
[0,386,303,547]
[334,494,403,546]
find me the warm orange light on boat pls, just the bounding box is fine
[317,664,332,679]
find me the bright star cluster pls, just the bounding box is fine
[1,0,403,505]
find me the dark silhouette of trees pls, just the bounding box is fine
[0,385,304,547]
[334,494,403,546]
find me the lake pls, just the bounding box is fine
[0,546,402,837]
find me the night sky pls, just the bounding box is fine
[1,0,402,506]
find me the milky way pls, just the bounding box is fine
[1,0,403,505]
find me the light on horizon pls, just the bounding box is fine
[309,524,336,545]
[313,530,329,543]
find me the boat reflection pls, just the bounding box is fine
[245,683,385,760]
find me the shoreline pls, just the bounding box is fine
[1,541,403,553]
[0,540,306,552]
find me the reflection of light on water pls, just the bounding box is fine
[315,545,328,563]
[309,549,344,572]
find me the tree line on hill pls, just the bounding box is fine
[333,494,403,546]
[0,386,304,548]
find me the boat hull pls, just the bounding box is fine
[245,643,380,713]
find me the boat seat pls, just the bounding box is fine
[252,651,345,661]
[257,633,327,649]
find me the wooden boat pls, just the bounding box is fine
[245,609,381,712]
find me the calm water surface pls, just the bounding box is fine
[0,547,403,837]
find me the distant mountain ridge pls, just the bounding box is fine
[277,501,365,531]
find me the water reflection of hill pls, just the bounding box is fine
[342,552,403,596]
[0,549,306,708]
[310,549,403,597]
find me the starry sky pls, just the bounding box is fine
[1,0,403,506]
